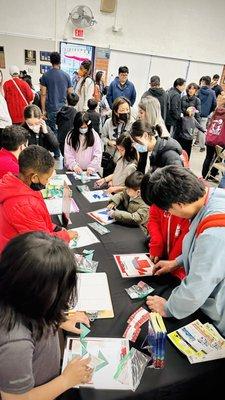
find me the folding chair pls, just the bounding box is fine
[205,145,225,182]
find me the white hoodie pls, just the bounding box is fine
[0,93,12,128]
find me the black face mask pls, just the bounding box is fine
[118,113,129,123]
[30,182,46,191]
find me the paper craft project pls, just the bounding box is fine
[76,185,90,193]
[125,281,154,299]
[72,172,100,181]
[168,319,225,364]
[82,189,110,203]
[62,337,133,390]
[74,250,98,273]
[88,222,110,235]
[50,174,72,186]
[44,182,74,218]
[70,272,114,318]
[114,253,154,278]
[123,307,150,343]
[69,227,99,249]
[87,207,115,225]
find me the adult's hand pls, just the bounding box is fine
[146,295,167,317]
[153,259,178,276]
[61,311,90,334]
[67,230,78,241]
[61,356,93,388]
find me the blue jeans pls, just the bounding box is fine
[219,172,225,188]
[46,111,60,157]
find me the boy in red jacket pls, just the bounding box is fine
[147,204,190,280]
[0,145,77,252]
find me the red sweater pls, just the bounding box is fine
[0,148,19,178]
[0,173,70,252]
[147,204,190,280]
[3,78,33,123]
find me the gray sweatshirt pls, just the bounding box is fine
[165,188,225,335]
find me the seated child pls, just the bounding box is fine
[107,171,149,232]
[0,145,77,252]
[96,134,138,194]
[56,93,79,156]
[87,99,100,135]
[147,204,190,280]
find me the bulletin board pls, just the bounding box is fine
[60,41,95,81]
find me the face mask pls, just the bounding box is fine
[30,182,46,191]
[118,113,129,123]
[133,143,148,153]
[28,124,40,134]
[79,127,88,134]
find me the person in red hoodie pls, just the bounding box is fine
[0,125,29,178]
[0,145,77,252]
[3,65,34,124]
[147,204,190,280]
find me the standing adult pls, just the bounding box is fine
[181,82,201,123]
[40,52,73,158]
[75,60,94,112]
[166,78,186,137]
[211,74,223,98]
[138,96,170,138]
[141,76,168,121]
[3,65,33,124]
[197,76,217,152]
[0,70,12,143]
[107,66,136,109]
[93,70,105,102]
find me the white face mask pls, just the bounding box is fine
[28,124,40,134]
[79,127,88,134]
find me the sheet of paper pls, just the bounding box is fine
[44,198,62,215]
[87,207,115,225]
[82,190,110,203]
[74,272,114,314]
[72,172,100,180]
[62,337,132,390]
[114,254,154,278]
[50,174,72,186]
[69,227,99,249]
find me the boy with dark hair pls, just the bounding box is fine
[211,74,223,98]
[87,99,100,135]
[107,65,136,108]
[0,145,77,251]
[107,171,148,231]
[0,125,29,178]
[142,75,168,121]
[141,165,225,335]
[56,93,79,156]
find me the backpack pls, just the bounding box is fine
[205,107,225,147]
[196,214,225,238]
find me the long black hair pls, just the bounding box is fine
[130,120,162,142]
[67,111,94,151]
[0,232,77,340]
[79,59,93,91]
[116,134,138,163]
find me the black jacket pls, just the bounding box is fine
[56,106,77,145]
[141,87,168,121]
[166,88,182,126]
[87,109,100,134]
[22,123,59,152]
[181,95,201,123]
[138,137,183,173]
[212,84,223,98]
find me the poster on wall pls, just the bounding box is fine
[40,64,52,74]
[60,41,95,83]
[0,46,5,68]
[94,47,110,84]
[40,51,51,62]
[25,50,36,65]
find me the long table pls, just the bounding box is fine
[59,173,225,400]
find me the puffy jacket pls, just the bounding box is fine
[56,106,77,155]
[181,95,201,122]
[0,173,70,252]
[142,88,168,121]
[166,87,182,126]
[3,78,34,124]
[107,77,136,109]
[21,123,59,153]
[109,190,149,232]
[198,86,217,117]
[147,204,190,280]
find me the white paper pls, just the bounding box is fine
[82,190,110,203]
[50,174,72,186]
[62,337,132,390]
[44,198,62,215]
[72,172,100,180]
[87,207,115,225]
[74,272,113,313]
[69,227,99,248]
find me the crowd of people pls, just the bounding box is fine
[0,50,225,398]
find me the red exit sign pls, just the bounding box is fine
[73,28,85,39]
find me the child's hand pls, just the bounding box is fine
[73,165,83,174]
[68,230,78,240]
[107,209,115,218]
[96,178,105,187]
[86,168,94,176]
[107,186,115,194]
[40,119,48,133]
[107,203,115,210]
[150,255,160,264]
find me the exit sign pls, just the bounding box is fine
[73,28,85,39]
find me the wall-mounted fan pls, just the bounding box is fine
[69,5,96,28]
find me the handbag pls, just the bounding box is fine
[206,107,225,147]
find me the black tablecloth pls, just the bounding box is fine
[57,173,225,400]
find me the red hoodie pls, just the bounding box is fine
[147,204,190,280]
[0,173,70,252]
